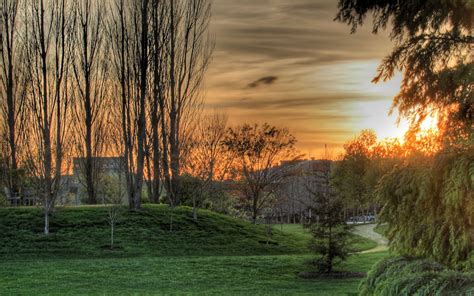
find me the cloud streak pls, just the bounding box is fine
[205,0,398,156]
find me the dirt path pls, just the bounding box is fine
[352,223,388,253]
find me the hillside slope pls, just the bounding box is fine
[0,205,310,258]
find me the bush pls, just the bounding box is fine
[0,193,8,207]
[178,174,237,215]
[359,256,474,296]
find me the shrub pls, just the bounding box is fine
[360,256,474,296]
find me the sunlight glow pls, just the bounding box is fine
[338,61,438,142]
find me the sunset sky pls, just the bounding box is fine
[204,0,407,157]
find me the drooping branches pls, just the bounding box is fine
[336,0,473,138]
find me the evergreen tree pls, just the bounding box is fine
[305,160,351,273]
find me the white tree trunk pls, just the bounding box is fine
[44,210,49,235]
[111,222,114,248]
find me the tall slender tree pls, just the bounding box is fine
[24,0,75,234]
[147,0,168,203]
[0,0,26,201]
[108,0,134,208]
[108,0,151,210]
[72,0,108,204]
[162,0,213,207]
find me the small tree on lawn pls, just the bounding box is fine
[305,160,351,273]
[100,175,125,249]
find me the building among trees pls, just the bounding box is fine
[273,159,333,224]
[69,157,128,205]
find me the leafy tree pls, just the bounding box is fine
[223,123,297,223]
[337,0,474,267]
[332,130,379,218]
[305,160,351,273]
[376,150,473,268]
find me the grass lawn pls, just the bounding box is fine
[273,223,378,253]
[0,252,388,295]
[373,224,388,237]
[0,205,387,295]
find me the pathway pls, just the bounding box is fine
[352,223,388,253]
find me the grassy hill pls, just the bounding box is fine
[0,205,309,258]
[0,205,375,259]
[0,205,386,295]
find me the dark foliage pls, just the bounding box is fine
[336,0,473,137]
[359,256,474,295]
[305,160,352,273]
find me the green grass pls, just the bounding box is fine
[0,252,388,295]
[0,205,386,295]
[373,224,388,237]
[0,205,310,258]
[273,223,378,252]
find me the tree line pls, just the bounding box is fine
[0,0,214,234]
[1,0,300,235]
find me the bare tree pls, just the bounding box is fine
[186,112,232,220]
[108,0,134,208]
[72,0,109,205]
[0,0,27,201]
[100,174,125,250]
[24,0,75,234]
[162,0,213,207]
[223,123,298,224]
[146,0,168,204]
[129,0,150,210]
[108,0,150,210]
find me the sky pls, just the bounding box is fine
[204,0,408,157]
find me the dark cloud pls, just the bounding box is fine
[247,76,278,88]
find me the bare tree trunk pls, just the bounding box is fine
[133,0,150,210]
[1,0,21,199]
[168,0,178,207]
[252,194,258,224]
[111,222,114,248]
[24,0,73,234]
[73,0,108,205]
[110,0,134,209]
[44,209,50,235]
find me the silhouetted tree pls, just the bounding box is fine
[223,123,297,224]
[24,0,75,234]
[72,0,109,205]
[162,0,213,208]
[186,113,232,220]
[108,0,151,210]
[0,0,27,200]
[332,130,377,219]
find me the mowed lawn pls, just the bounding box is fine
[0,206,387,295]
